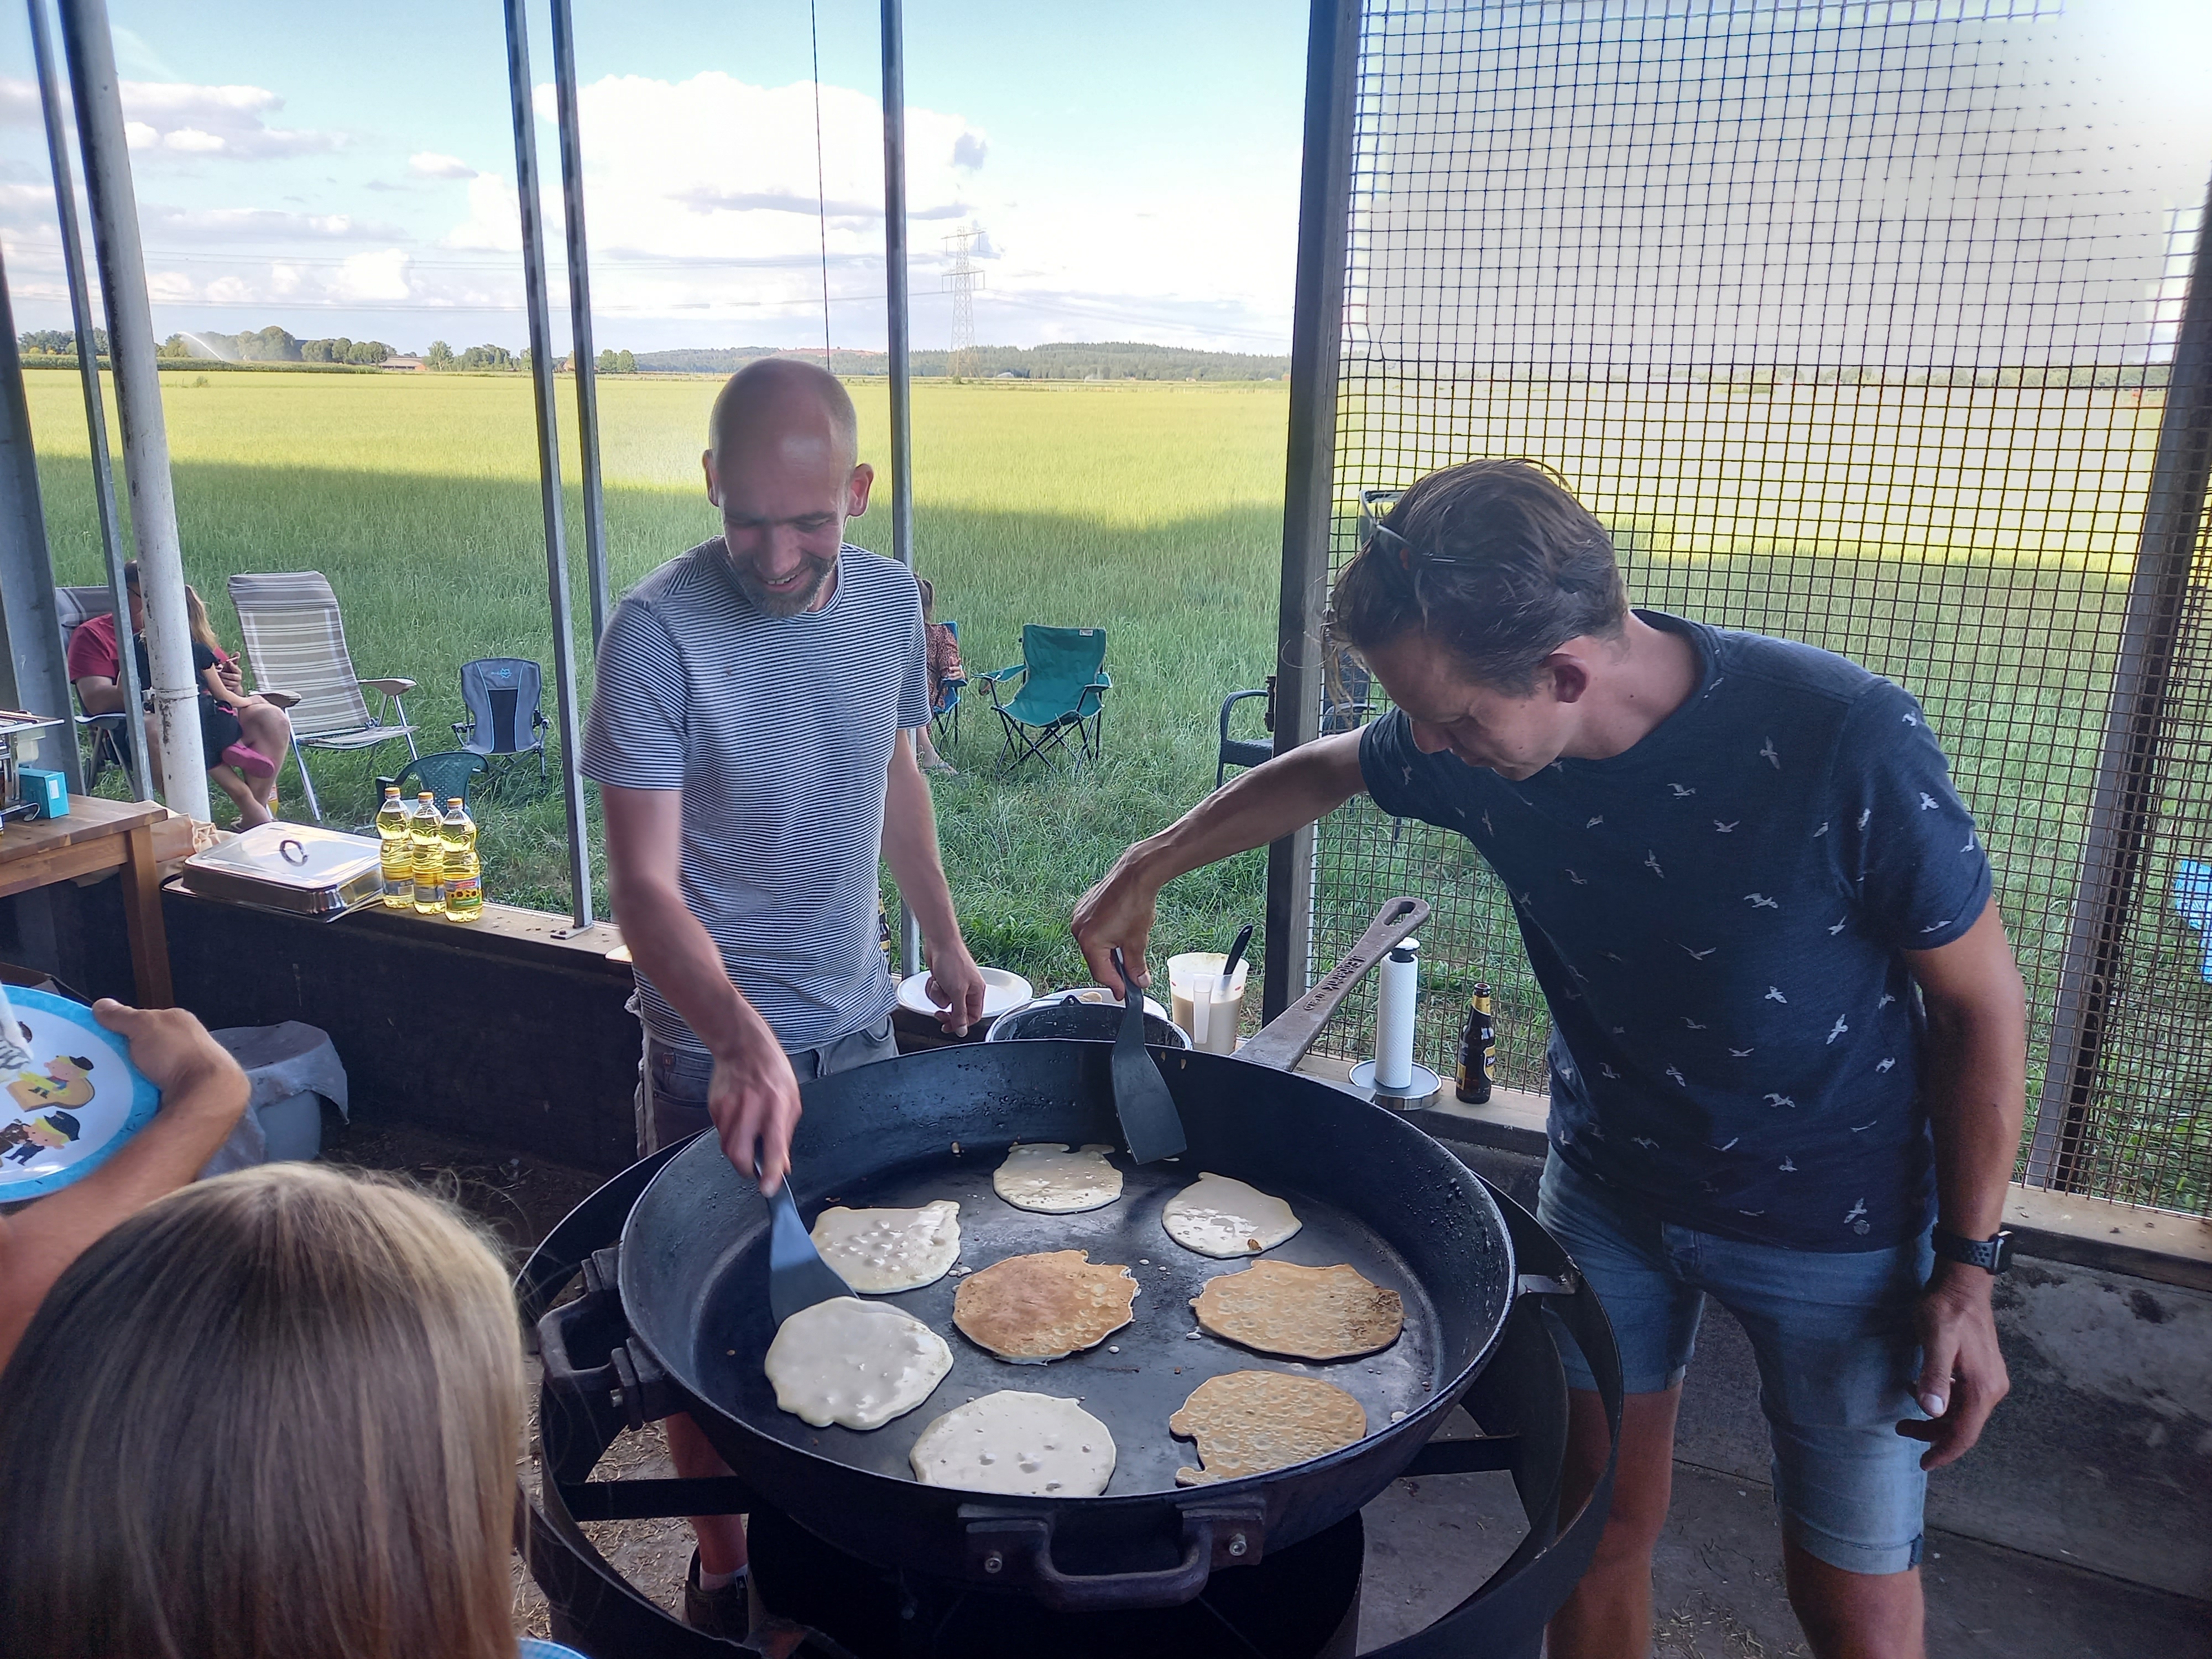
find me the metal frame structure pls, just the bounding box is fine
[1261,0,1362,1023]
[25,0,141,795]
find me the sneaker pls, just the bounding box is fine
[683,1550,750,1639]
[222,742,277,781]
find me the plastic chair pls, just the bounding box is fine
[979,625,1111,774]
[380,750,488,815]
[453,657,548,786]
[929,620,967,749]
[227,571,418,823]
[1217,688,1272,789]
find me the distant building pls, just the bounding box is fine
[382,355,426,372]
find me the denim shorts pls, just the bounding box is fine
[635,1014,898,1157]
[1537,1153,1935,1575]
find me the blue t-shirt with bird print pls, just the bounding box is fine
[1361,609,1992,1251]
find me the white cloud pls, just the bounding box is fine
[409,152,477,180]
[336,249,411,302]
[138,204,400,243]
[0,77,341,160]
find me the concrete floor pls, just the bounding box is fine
[325,1114,2212,1656]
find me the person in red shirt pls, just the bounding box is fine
[67,566,293,827]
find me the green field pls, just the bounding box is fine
[23,367,2206,1212]
[25,371,1289,992]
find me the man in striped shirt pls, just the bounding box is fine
[583,358,984,1627]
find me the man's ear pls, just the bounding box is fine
[1545,651,1592,705]
[847,462,875,518]
[701,448,719,508]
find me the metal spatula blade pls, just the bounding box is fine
[1110,947,1188,1164]
[766,1167,853,1327]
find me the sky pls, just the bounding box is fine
[0,0,1311,356]
[0,1,2205,363]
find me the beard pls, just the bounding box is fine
[723,545,839,617]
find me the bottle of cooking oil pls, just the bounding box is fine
[440,797,482,924]
[410,790,444,916]
[374,786,410,909]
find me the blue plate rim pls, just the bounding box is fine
[0,988,159,1201]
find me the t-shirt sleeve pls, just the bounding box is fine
[896,578,930,731]
[191,640,219,674]
[1826,680,1992,951]
[65,616,118,684]
[1359,709,1465,828]
[581,599,689,791]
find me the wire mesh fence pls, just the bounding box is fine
[1306,0,2212,1212]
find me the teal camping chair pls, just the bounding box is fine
[378,750,488,818]
[980,625,1111,774]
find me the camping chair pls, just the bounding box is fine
[930,620,967,750]
[380,749,488,815]
[56,586,133,791]
[227,571,418,823]
[979,625,1111,774]
[453,657,548,788]
[1217,686,1272,789]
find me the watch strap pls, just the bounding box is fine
[1933,1227,2013,1274]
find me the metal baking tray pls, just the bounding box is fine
[178,822,387,919]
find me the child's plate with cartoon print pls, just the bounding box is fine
[0,988,156,1201]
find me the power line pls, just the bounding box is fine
[808,0,831,370]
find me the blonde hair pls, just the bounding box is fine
[0,1164,526,1659]
[182,583,226,656]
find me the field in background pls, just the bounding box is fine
[25,372,1288,990]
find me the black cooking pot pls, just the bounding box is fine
[538,901,1617,1620]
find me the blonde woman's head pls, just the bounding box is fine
[181,583,225,655]
[0,1163,526,1659]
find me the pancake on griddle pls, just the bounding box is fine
[1191,1259,1404,1361]
[1169,1370,1367,1485]
[909,1390,1117,1496]
[763,1297,952,1430]
[1161,1172,1301,1258]
[993,1142,1123,1213]
[952,1249,1139,1361]
[810,1199,961,1293]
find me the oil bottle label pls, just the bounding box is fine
[447,875,482,902]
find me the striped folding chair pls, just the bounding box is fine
[227,571,419,823]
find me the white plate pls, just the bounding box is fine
[0,987,158,1201]
[897,967,1034,1020]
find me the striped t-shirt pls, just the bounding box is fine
[582,541,930,1053]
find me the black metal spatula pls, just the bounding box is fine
[765,1161,853,1327]
[1110,947,1188,1164]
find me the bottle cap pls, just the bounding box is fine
[418,791,433,800]
[384,786,399,796]
[447,797,463,807]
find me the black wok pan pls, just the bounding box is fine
[540,901,1577,1614]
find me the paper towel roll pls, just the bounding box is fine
[1373,938,1420,1092]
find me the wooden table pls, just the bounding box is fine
[0,795,176,1006]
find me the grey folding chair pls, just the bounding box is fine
[227,571,418,823]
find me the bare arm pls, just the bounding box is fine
[881,732,984,1034]
[75,674,124,717]
[0,1001,248,1366]
[1896,901,2026,1469]
[1072,731,1367,987]
[601,783,800,1189]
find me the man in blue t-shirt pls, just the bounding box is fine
[1073,460,2025,1659]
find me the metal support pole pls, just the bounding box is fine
[1262,0,1362,1022]
[2028,181,2212,1190]
[504,0,595,930]
[882,0,922,979]
[29,0,140,795]
[0,244,81,785]
[57,0,206,822]
[549,0,611,648]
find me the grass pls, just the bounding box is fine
[22,367,2206,1213]
[26,371,1288,995]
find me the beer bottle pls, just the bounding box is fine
[1455,982,1495,1104]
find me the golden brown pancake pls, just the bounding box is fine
[1168,1370,1367,1485]
[1191,1259,1404,1361]
[952,1249,1139,1361]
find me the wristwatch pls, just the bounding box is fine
[1932,1227,2015,1274]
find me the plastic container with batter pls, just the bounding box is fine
[1167,952,1249,1055]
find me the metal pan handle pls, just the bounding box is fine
[536,1246,681,1434]
[1234,896,1430,1074]
[962,1501,1267,1613]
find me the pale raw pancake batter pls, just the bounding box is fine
[909,1391,1117,1496]
[764,1297,953,1430]
[1170,1370,1366,1485]
[1161,1172,1302,1257]
[810,1200,962,1293]
[993,1142,1124,1213]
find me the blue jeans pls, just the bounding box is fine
[1538,1153,1935,1575]
[635,1014,898,1157]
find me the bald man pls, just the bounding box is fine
[582,358,984,1630]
